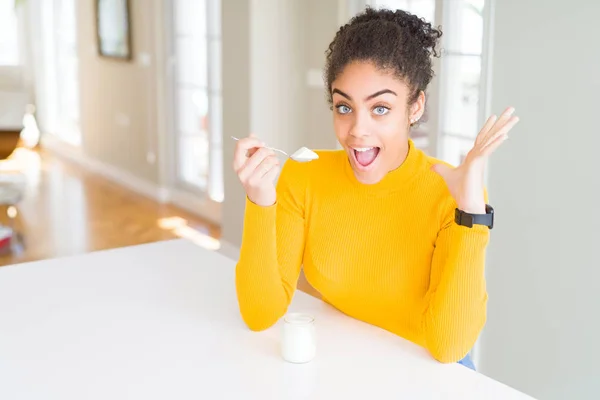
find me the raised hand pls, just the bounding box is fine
[432,107,520,214]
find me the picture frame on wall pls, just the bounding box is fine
[96,0,132,60]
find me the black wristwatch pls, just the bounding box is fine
[455,204,494,229]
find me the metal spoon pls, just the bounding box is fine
[231,136,318,162]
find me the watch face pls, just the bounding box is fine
[464,214,474,227]
[455,209,474,227]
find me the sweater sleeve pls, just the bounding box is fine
[422,194,490,363]
[235,160,307,331]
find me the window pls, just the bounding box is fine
[438,0,485,166]
[171,0,223,203]
[37,0,80,146]
[368,0,489,166]
[54,0,80,145]
[0,0,19,66]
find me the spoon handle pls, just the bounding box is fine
[266,147,289,157]
[230,136,289,158]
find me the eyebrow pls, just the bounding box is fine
[332,88,397,101]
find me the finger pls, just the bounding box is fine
[235,136,264,156]
[248,133,260,150]
[480,132,508,156]
[233,138,261,172]
[475,114,497,145]
[238,148,274,181]
[236,135,264,149]
[238,148,276,182]
[259,157,280,181]
[480,107,515,145]
[262,163,280,182]
[247,155,280,186]
[233,137,265,170]
[495,107,516,126]
[247,147,260,158]
[480,117,519,156]
[481,116,520,148]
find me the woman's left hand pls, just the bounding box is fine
[432,107,520,214]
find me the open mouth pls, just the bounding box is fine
[352,147,381,169]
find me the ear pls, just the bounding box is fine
[409,91,426,124]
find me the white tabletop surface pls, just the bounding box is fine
[0,239,534,399]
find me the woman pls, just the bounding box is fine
[232,7,519,369]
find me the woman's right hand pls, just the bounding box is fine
[233,135,280,207]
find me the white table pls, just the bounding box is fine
[0,239,534,399]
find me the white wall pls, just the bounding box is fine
[250,0,306,156]
[221,0,341,246]
[77,0,162,184]
[221,0,252,247]
[303,0,343,151]
[480,1,600,399]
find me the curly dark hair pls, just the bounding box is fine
[325,6,442,107]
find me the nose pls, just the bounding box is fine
[349,110,370,139]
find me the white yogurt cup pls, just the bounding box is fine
[281,313,316,363]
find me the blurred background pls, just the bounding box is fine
[0,0,597,398]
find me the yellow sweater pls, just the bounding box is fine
[235,140,489,363]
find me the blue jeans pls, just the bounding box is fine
[457,352,476,370]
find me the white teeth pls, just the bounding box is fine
[353,147,373,152]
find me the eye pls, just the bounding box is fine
[335,104,352,114]
[373,106,390,116]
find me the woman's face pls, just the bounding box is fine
[331,61,424,184]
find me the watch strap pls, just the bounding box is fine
[455,204,494,229]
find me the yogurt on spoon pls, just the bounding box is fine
[290,147,319,162]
